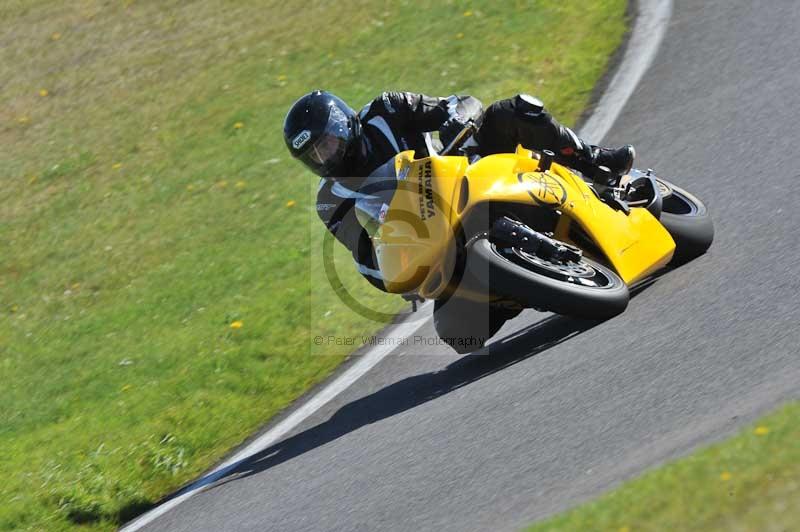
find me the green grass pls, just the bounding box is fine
[0,1,627,529]
[528,402,800,532]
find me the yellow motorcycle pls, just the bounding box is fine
[354,127,714,320]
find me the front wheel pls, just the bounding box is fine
[467,238,629,320]
[656,179,714,265]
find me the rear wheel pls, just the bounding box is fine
[467,238,629,320]
[656,179,714,265]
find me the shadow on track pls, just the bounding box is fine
[205,313,602,490]
[141,274,662,517]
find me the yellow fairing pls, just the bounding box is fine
[455,148,675,284]
[374,151,465,297]
[375,147,675,297]
[549,161,675,284]
[553,181,675,284]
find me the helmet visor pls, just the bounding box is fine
[297,105,352,176]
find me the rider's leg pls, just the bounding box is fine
[474,94,635,176]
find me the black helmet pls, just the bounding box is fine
[283,90,360,177]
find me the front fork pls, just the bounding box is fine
[486,217,583,263]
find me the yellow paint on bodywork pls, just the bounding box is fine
[376,151,464,296]
[376,146,675,297]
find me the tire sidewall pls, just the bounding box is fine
[467,238,629,319]
[657,180,714,264]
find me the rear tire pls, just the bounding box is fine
[656,179,714,265]
[467,238,629,320]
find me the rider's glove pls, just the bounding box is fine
[439,116,470,149]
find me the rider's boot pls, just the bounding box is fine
[557,137,637,211]
[554,126,635,182]
[591,145,636,176]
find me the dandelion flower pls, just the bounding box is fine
[230,320,243,329]
[233,122,244,129]
[112,162,123,170]
[277,74,287,81]
[39,89,49,97]
[17,116,30,124]
[463,10,473,17]
[754,426,769,436]
[235,180,246,189]
[720,471,732,481]
[619,527,630,532]
[286,199,296,208]
[51,32,61,41]
[455,32,464,39]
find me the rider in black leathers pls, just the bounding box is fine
[284,90,635,352]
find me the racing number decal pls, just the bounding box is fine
[517,172,567,207]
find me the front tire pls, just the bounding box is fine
[467,238,629,320]
[656,179,714,265]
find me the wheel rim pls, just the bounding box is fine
[656,179,673,199]
[657,179,700,216]
[491,244,620,289]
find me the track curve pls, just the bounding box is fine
[135,0,800,530]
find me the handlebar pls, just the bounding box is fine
[439,121,478,156]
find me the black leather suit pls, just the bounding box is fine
[316,92,591,351]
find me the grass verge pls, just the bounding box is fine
[528,401,800,532]
[1,1,627,529]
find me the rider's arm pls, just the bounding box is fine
[316,181,362,250]
[316,179,387,291]
[373,91,451,131]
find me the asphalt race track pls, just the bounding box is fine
[140,1,800,530]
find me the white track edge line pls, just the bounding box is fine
[579,0,673,143]
[121,1,672,528]
[121,302,433,531]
